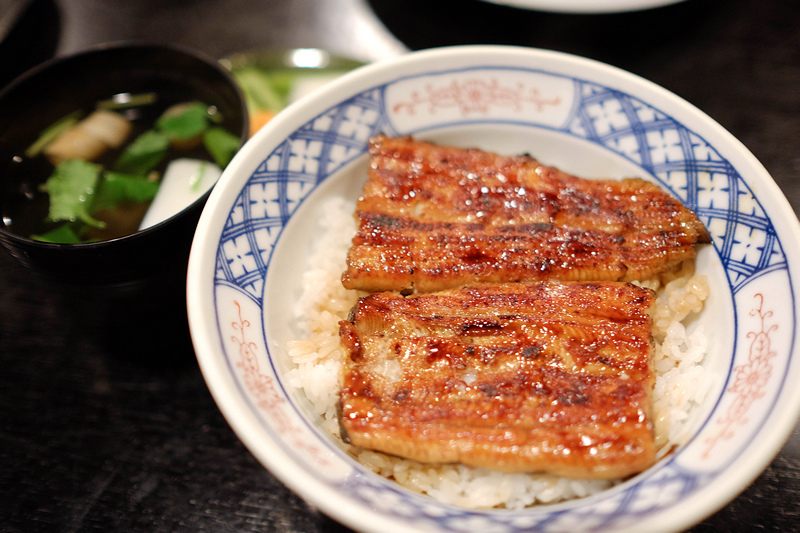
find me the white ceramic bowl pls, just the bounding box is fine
[187,45,800,532]
[482,0,685,14]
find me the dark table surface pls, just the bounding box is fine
[2,0,800,531]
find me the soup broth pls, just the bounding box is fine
[2,89,240,243]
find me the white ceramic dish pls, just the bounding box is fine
[187,45,800,532]
[482,0,685,13]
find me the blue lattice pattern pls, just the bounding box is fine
[209,66,789,532]
[215,89,386,298]
[336,455,711,532]
[571,80,784,293]
[215,74,784,300]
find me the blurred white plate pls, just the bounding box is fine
[483,0,686,14]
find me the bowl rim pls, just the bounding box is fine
[187,44,800,533]
[482,0,686,14]
[0,40,249,250]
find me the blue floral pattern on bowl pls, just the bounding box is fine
[194,49,797,533]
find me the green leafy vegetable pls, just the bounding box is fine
[156,101,211,140]
[25,111,84,158]
[203,127,240,168]
[232,67,293,112]
[92,172,160,212]
[96,92,158,110]
[113,130,170,176]
[23,94,241,244]
[31,223,83,244]
[44,160,105,228]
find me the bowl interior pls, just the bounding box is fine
[189,45,800,533]
[268,123,733,434]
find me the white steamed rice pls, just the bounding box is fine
[286,196,712,510]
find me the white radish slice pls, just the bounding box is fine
[138,158,221,230]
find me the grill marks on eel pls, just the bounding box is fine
[341,135,710,293]
[339,281,657,479]
[335,136,709,480]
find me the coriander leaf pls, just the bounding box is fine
[31,223,83,244]
[92,171,160,212]
[45,159,105,228]
[203,127,240,168]
[113,130,170,176]
[156,101,211,140]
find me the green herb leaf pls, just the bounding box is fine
[156,101,211,140]
[45,159,105,228]
[25,111,84,158]
[113,130,170,176]
[92,171,161,212]
[232,67,292,112]
[30,223,83,244]
[96,92,158,110]
[202,127,240,168]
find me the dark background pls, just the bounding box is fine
[2,0,799,531]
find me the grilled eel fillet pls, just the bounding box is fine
[342,135,710,294]
[339,281,656,479]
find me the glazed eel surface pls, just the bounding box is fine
[339,281,657,479]
[342,135,710,294]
